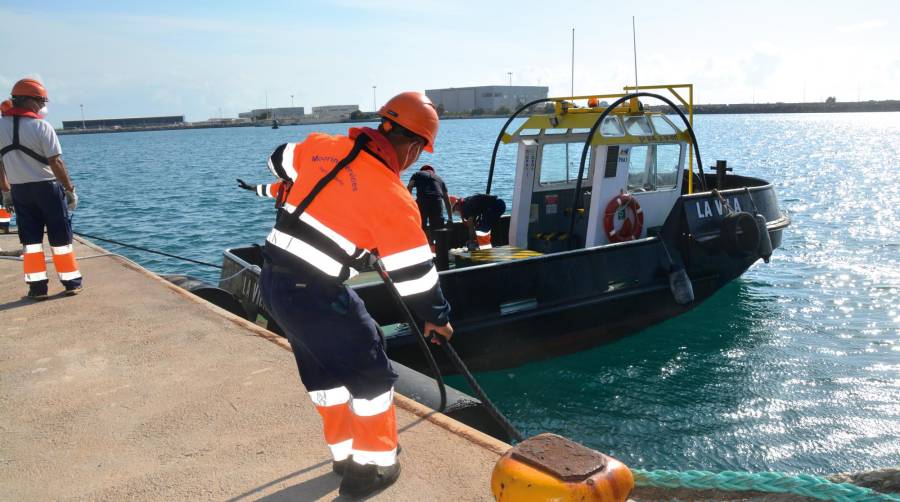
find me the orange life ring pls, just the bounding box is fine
[604,193,644,242]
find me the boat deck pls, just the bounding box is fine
[0,232,506,501]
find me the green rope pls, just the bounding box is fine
[633,469,900,502]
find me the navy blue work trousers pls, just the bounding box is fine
[260,256,398,400]
[416,197,444,231]
[11,180,72,248]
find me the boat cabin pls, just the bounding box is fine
[504,94,694,254]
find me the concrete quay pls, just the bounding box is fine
[0,233,507,501]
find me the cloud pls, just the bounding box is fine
[742,51,781,87]
[836,20,888,33]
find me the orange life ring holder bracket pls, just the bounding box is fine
[604,193,644,242]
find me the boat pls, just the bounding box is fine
[271,118,279,129]
[217,84,789,374]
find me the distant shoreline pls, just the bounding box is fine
[56,100,900,136]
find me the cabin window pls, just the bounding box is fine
[627,144,682,192]
[650,116,677,135]
[538,142,592,185]
[654,144,681,189]
[599,117,625,137]
[626,146,650,190]
[624,116,653,136]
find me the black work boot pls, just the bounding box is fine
[334,445,400,477]
[338,461,400,498]
[332,457,350,476]
[27,284,49,301]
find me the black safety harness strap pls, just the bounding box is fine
[291,134,370,217]
[0,116,51,165]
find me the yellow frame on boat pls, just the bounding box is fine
[504,83,699,194]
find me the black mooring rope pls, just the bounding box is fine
[372,258,524,443]
[74,231,222,269]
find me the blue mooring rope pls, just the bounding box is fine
[633,469,900,502]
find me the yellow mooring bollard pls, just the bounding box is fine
[491,433,634,502]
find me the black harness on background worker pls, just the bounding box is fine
[0,116,50,165]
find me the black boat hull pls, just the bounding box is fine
[219,177,787,373]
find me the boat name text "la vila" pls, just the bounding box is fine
[694,197,742,219]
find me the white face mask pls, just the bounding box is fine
[39,106,48,115]
[399,141,423,171]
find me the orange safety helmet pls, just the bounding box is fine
[378,91,439,152]
[0,99,12,113]
[11,78,49,101]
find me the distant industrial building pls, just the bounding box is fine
[311,105,359,121]
[238,107,305,121]
[426,86,549,114]
[61,115,184,130]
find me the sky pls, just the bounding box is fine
[1,0,898,126]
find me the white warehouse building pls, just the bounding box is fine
[426,85,549,114]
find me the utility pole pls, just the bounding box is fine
[80,104,85,129]
[291,94,294,107]
[372,85,377,112]
[507,71,512,87]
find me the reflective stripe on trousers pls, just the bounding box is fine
[23,243,47,282]
[51,244,81,281]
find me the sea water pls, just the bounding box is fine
[59,113,900,475]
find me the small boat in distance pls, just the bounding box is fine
[271,118,279,129]
[218,84,789,373]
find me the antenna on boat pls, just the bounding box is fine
[632,16,639,88]
[570,27,575,96]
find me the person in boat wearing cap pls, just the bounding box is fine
[258,91,453,497]
[450,194,507,251]
[0,79,82,299]
[406,164,454,234]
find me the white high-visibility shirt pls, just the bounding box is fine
[0,116,61,184]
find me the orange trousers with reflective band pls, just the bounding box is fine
[22,243,81,284]
[311,387,398,466]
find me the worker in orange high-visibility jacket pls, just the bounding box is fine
[0,79,81,299]
[258,91,453,498]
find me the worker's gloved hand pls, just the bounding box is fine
[236,178,255,191]
[1,191,13,212]
[64,188,78,211]
[425,321,453,345]
[466,240,479,252]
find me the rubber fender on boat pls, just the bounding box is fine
[162,274,248,319]
[668,264,695,305]
[392,360,512,443]
[719,211,760,257]
[492,433,633,502]
[754,213,773,263]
